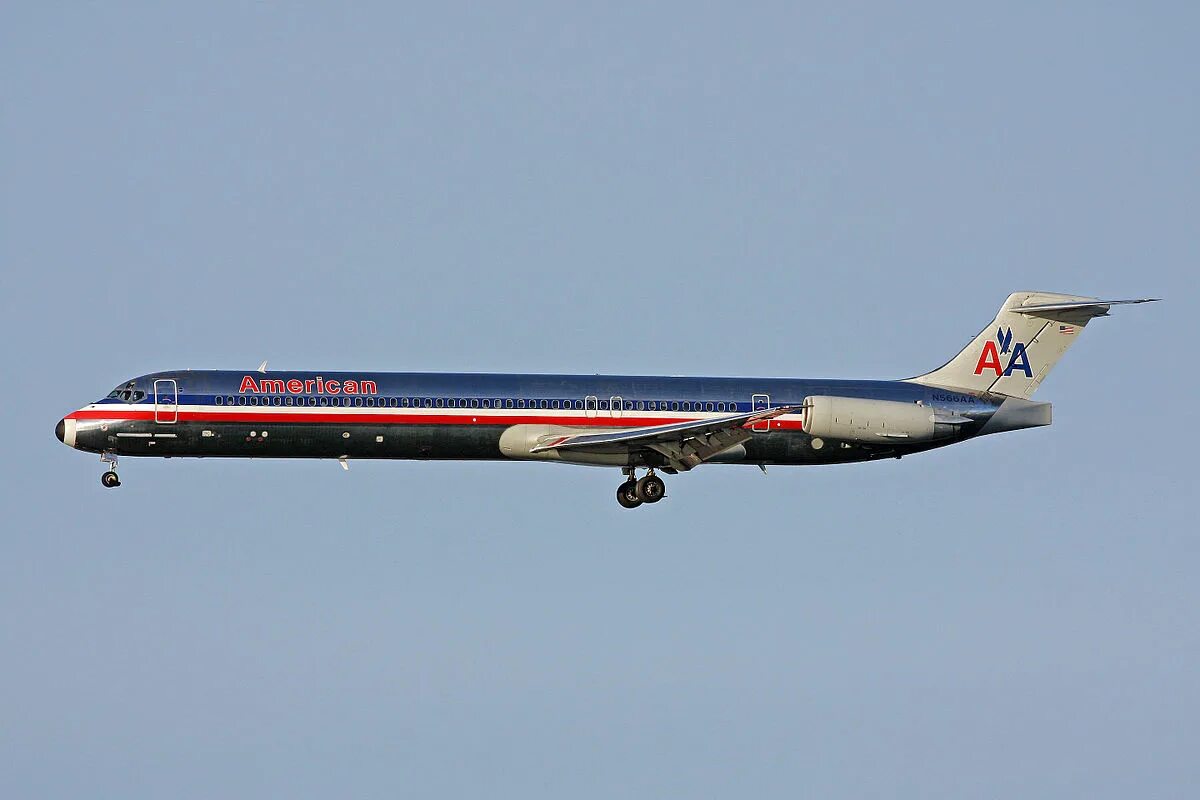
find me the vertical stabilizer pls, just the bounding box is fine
[907,292,1158,398]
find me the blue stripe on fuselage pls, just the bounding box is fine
[103,370,992,412]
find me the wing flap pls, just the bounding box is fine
[529,405,800,468]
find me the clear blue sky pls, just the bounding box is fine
[2,3,1196,798]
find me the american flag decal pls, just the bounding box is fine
[1059,324,1076,334]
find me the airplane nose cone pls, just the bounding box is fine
[55,419,65,443]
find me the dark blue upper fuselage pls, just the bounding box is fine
[102,370,997,416]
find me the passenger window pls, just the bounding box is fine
[506,399,514,409]
[215,395,223,406]
[319,397,329,407]
[471,399,479,408]
[551,400,559,409]
[518,399,526,409]
[600,400,609,410]
[401,397,409,407]
[435,398,444,408]
[707,402,714,412]
[539,399,548,409]
[482,399,491,408]
[574,400,583,410]
[671,401,679,411]
[273,396,283,406]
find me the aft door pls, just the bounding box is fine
[752,393,770,431]
[154,379,178,423]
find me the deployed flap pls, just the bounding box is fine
[530,405,799,471]
[532,406,798,452]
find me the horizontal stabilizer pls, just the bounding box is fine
[1013,298,1160,318]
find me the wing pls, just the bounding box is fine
[530,405,800,471]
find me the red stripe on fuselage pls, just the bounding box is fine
[65,408,806,430]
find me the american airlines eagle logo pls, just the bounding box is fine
[974,327,1033,378]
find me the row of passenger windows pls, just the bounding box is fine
[212,395,739,412]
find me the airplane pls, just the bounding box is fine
[55,291,1156,507]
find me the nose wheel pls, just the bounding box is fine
[100,453,121,489]
[616,468,666,508]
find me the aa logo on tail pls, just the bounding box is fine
[974,327,1033,377]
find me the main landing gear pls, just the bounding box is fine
[616,467,666,509]
[100,453,121,489]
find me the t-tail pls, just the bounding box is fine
[908,291,1159,398]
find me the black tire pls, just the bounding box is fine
[101,471,121,488]
[616,480,642,508]
[635,474,665,503]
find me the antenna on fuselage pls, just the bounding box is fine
[257,360,268,373]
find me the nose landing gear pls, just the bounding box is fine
[100,453,121,489]
[616,467,666,509]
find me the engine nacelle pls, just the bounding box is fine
[801,396,967,444]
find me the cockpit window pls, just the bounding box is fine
[107,382,143,402]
